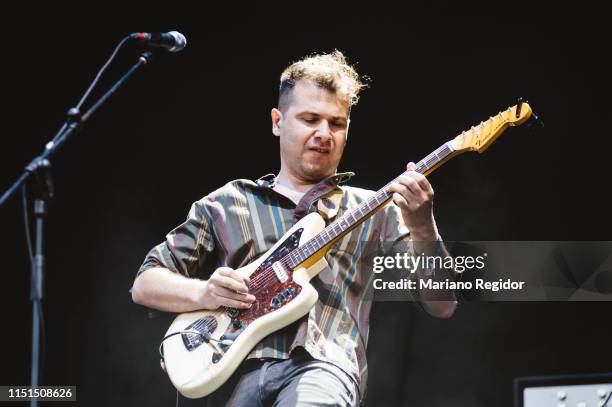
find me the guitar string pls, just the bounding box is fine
[247,142,454,288]
[248,169,429,289]
[247,189,394,288]
[250,200,387,287]
[247,149,450,289]
[246,144,453,290]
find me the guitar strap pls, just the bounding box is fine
[317,189,344,221]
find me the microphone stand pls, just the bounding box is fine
[0,49,153,407]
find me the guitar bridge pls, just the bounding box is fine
[182,317,218,351]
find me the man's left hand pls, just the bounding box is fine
[387,162,438,241]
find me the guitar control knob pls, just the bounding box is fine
[232,319,242,329]
[227,308,240,318]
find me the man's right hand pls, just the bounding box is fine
[199,267,256,310]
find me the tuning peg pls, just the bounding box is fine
[526,110,544,135]
[516,97,524,118]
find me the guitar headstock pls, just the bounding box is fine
[450,102,533,153]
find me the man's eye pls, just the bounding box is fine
[303,118,317,123]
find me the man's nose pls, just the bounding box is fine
[315,120,332,141]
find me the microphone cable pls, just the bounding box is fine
[50,35,131,146]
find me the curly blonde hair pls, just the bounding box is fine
[279,50,367,111]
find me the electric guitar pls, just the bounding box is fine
[159,101,537,398]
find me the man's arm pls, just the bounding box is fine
[131,266,255,313]
[387,162,457,319]
[132,199,255,314]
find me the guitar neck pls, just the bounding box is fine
[284,141,460,269]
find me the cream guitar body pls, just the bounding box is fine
[162,212,330,399]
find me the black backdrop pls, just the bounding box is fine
[1,4,610,406]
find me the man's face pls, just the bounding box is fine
[272,80,349,183]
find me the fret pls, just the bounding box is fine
[339,218,348,230]
[319,235,328,248]
[343,217,350,228]
[333,223,342,234]
[328,226,338,238]
[347,212,357,223]
[315,236,323,248]
[321,230,330,243]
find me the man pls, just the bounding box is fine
[131,51,456,406]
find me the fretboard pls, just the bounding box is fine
[285,142,455,268]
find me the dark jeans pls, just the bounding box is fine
[178,349,359,407]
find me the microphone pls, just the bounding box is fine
[129,31,187,53]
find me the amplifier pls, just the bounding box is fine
[514,373,612,407]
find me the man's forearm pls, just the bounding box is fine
[131,267,208,313]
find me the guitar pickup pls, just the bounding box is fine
[272,261,288,283]
[270,287,296,309]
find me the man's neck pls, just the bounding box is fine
[275,171,319,194]
[273,170,326,205]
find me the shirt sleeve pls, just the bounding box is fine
[136,199,215,279]
[380,203,411,243]
[376,203,420,302]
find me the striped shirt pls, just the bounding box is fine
[137,172,413,399]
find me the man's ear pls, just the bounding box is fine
[271,108,282,137]
[345,117,351,143]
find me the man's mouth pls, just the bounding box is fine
[308,147,331,154]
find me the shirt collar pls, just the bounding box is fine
[255,171,355,189]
